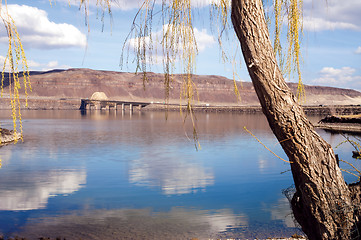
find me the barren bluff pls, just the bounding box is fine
[0,68,361,112]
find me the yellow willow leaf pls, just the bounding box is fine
[0,3,30,141]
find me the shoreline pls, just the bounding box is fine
[1,96,361,115]
[143,104,361,116]
[2,101,361,134]
[314,122,361,133]
[315,115,361,133]
[0,128,21,145]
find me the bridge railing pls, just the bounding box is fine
[80,99,150,111]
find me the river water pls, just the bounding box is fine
[0,110,359,239]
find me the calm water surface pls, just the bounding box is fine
[0,110,358,239]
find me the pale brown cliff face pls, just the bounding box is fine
[1,68,361,108]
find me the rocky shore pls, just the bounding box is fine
[0,128,21,144]
[315,114,361,133]
[144,103,361,115]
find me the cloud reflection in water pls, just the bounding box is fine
[265,197,297,228]
[129,151,214,195]
[15,207,248,239]
[0,169,86,211]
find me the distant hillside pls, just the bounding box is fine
[0,68,360,109]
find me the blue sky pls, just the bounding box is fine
[0,0,360,91]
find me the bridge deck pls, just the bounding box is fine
[80,99,150,110]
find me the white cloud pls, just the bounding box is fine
[312,66,361,90]
[303,17,359,32]
[194,28,216,51]
[0,4,86,49]
[303,0,361,31]
[0,56,71,71]
[40,60,71,71]
[46,60,60,69]
[27,59,42,68]
[356,47,361,54]
[127,24,215,65]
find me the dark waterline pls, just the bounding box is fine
[0,110,358,239]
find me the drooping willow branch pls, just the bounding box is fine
[0,3,31,143]
[120,0,305,142]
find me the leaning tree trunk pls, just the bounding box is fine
[231,0,358,239]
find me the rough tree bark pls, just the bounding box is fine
[231,0,359,239]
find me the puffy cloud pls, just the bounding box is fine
[356,46,361,54]
[303,17,359,32]
[0,4,86,49]
[129,24,215,52]
[194,28,216,51]
[312,66,361,90]
[0,56,71,71]
[303,0,361,31]
[41,61,71,71]
[127,24,215,64]
[46,60,59,69]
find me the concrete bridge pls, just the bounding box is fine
[80,99,150,112]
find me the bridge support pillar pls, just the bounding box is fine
[80,99,150,112]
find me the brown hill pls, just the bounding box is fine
[0,68,360,109]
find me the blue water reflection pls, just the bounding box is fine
[129,150,214,195]
[0,110,356,239]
